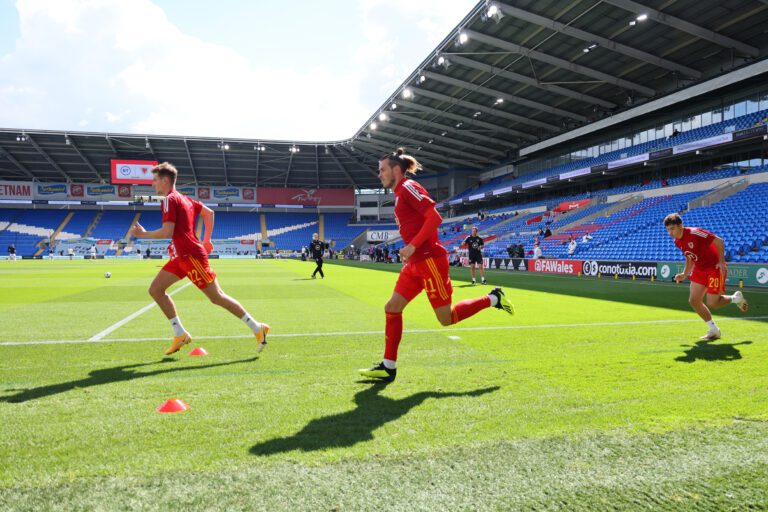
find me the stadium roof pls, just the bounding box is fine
[1,0,767,188]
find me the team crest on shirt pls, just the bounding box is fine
[688,242,694,248]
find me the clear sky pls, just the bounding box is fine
[0,0,477,141]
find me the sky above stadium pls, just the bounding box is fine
[0,0,477,141]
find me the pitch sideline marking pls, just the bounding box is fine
[86,282,194,342]
[2,315,765,347]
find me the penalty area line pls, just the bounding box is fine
[86,282,194,342]
[1,315,766,347]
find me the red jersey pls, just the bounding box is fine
[161,190,205,258]
[674,227,719,270]
[394,178,446,262]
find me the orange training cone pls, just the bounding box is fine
[188,347,208,356]
[157,398,190,413]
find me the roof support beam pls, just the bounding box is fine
[255,146,261,187]
[284,151,295,187]
[352,140,453,171]
[183,140,199,186]
[368,129,488,166]
[326,147,359,189]
[0,144,36,180]
[388,111,516,149]
[26,135,70,181]
[359,133,483,168]
[333,145,381,180]
[221,147,229,186]
[447,54,617,108]
[494,2,701,79]
[395,99,534,141]
[423,71,587,122]
[67,136,102,181]
[144,138,158,160]
[379,119,506,157]
[413,87,557,132]
[104,135,118,156]
[392,100,532,143]
[315,145,321,188]
[601,0,759,57]
[463,29,655,97]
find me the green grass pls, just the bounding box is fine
[1,259,767,510]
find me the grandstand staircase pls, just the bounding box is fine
[34,211,74,257]
[116,212,141,256]
[557,195,645,234]
[260,214,268,245]
[83,211,103,238]
[546,200,598,234]
[349,229,370,249]
[478,213,529,237]
[687,178,748,211]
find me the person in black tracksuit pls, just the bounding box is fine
[463,227,486,285]
[309,233,326,279]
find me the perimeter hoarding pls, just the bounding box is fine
[657,261,768,287]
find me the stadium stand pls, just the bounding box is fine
[449,109,768,203]
[90,211,137,241]
[212,212,262,240]
[62,210,97,238]
[265,213,319,250]
[323,213,365,250]
[0,209,69,256]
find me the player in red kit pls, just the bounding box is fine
[664,213,748,340]
[359,148,514,382]
[131,162,269,355]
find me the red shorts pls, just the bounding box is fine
[690,266,726,295]
[395,255,453,308]
[162,254,217,289]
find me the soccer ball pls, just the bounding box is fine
[104,272,111,278]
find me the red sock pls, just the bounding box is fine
[383,312,403,361]
[450,296,491,325]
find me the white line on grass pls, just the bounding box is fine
[86,282,194,342]
[2,315,765,347]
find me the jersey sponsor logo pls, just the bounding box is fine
[684,251,698,261]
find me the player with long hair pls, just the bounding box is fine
[359,148,514,382]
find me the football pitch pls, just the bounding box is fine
[1,258,767,511]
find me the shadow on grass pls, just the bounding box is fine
[0,357,258,403]
[326,260,767,322]
[250,382,499,456]
[675,340,753,363]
